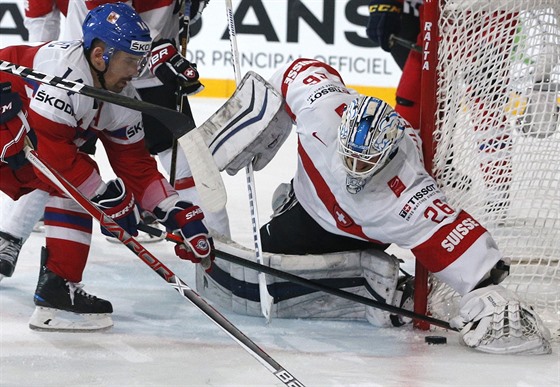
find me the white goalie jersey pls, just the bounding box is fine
[268,59,503,296]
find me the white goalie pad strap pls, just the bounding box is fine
[361,251,401,327]
[196,71,293,176]
[196,236,397,322]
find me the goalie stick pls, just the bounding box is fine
[225,0,274,322]
[169,0,193,186]
[137,223,454,330]
[0,59,226,213]
[23,143,306,387]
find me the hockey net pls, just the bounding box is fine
[419,0,560,338]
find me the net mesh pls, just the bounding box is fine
[426,0,560,339]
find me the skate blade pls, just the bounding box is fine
[29,306,113,332]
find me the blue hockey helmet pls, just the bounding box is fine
[82,2,152,71]
[338,96,406,179]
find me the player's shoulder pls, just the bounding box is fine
[34,41,93,84]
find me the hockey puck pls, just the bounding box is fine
[425,336,447,345]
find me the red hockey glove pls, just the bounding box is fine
[154,200,214,271]
[366,0,403,52]
[148,39,204,94]
[92,178,141,237]
[0,82,29,170]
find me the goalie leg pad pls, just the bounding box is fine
[361,250,414,327]
[196,71,293,175]
[196,236,379,320]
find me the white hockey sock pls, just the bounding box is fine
[0,190,49,240]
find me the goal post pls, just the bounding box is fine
[416,0,560,336]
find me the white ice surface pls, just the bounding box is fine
[1,98,558,387]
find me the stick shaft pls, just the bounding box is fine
[170,0,193,186]
[225,0,273,321]
[390,34,422,53]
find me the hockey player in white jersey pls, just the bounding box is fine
[0,0,228,281]
[61,1,229,237]
[0,3,214,331]
[195,58,551,355]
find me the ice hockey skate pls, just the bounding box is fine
[0,231,23,281]
[29,258,113,332]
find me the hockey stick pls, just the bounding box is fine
[389,34,422,53]
[225,0,274,322]
[138,223,455,330]
[169,0,193,187]
[23,144,306,387]
[0,60,226,213]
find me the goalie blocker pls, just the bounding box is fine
[195,71,293,175]
[196,236,414,327]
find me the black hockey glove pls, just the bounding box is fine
[92,178,141,237]
[366,0,403,52]
[148,39,204,95]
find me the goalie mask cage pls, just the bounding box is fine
[417,0,560,338]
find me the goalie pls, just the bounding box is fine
[194,58,551,355]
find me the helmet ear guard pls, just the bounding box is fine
[338,96,406,179]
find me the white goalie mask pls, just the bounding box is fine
[338,96,406,183]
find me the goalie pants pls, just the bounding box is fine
[259,201,388,255]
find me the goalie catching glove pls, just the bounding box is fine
[148,39,203,95]
[450,285,551,355]
[92,178,141,237]
[154,198,213,271]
